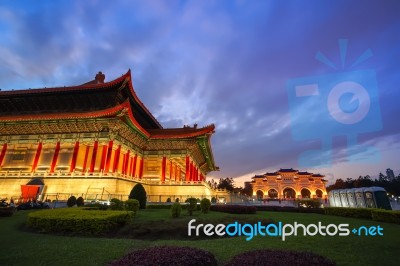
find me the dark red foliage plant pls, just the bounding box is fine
[225,249,335,266]
[108,246,217,266]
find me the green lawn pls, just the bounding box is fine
[0,209,399,266]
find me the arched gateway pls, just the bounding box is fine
[250,168,327,199]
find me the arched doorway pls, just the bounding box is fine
[301,188,311,198]
[283,188,296,199]
[256,190,264,200]
[316,189,323,198]
[268,189,278,199]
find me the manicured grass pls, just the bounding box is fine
[0,209,399,265]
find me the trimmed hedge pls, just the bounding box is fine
[225,249,335,266]
[210,205,257,214]
[256,206,324,214]
[0,207,15,217]
[324,207,400,224]
[108,246,217,266]
[27,208,133,235]
[324,207,373,219]
[371,209,400,224]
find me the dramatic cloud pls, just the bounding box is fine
[0,0,399,184]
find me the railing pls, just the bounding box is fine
[0,170,211,186]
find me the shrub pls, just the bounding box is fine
[129,184,147,209]
[166,198,171,203]
[186,197,197,216]
[27,209,132,235]
[200,198,211,213]
[324,207,373,219]
[210,205,257,214]
[67,196,77,207]
[297,199,321,208]
[147,204,187,210]
[0,207,15,217]
[211,197,217,203]
[125,199,140,215]
[171,202,182,218]
[225,249,335,266]
[108,246,217,266]
[76,197,85,207]
[110,198,124,210]
[371,209,400,224]
[175,198,180,203]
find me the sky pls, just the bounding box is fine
[0,0,399,186]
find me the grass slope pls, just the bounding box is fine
[0,209,399,266]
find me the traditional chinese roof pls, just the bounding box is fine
[278,168,298,173]
[298,171,312,175]
[0,70,161,129]
[0,70,218,173]
[148,124,215,139]
[265,172,278,176]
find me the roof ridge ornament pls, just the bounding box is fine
[95,71,105,84]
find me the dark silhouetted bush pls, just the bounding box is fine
[76,197,85,207]
[225,249,335,266]
[108,246,217,266]
[200,198,211,213]
[129,184,147,209]
[67,196,77,207]
[166,197,171,203]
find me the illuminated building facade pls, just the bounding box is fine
[0,70,219,202]
[251,168,327,199]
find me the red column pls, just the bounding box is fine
[121,153,127,175]
[131,154,137,177]
[123,150,130,175]
[174,164,178,181]
[104,141,113,173]
[99,145,107,172]
[89,141,98,173]
[139,157,144,179]
[0,143,7,166]
[190,162,194,181]
[178,167,181,181]
[200,174,204,182]
[49,141,61,173]
[69,141,79,172]
[82,146,90,173]
[129,156,133,177]
[112,145,121,173]
[185,156,190,182]
[161,156,166,182]
[31,142,43,172]
[170,162,172,181]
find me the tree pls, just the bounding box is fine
[129,183,147,209]
[240,182,253,197]
[186,197,197,216]
[200,198,211,214]
[217,177,235,192]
